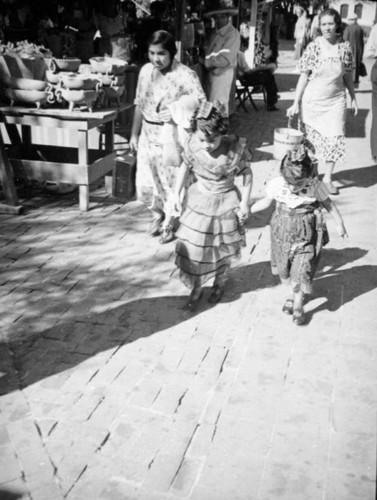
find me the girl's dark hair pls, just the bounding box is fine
[190,103,228,138]
[319,8,343,35]
[148,30,177,58]
[280,149,317,186]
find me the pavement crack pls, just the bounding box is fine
[211,411,222,442]
[86,369,100,384]
[169,423,200,489]
[34,421,62,489]
[86,396,105,421]
[174,389,188,414]
[218,349,229,377]
[64,464,88,498]
[95,431,111,453]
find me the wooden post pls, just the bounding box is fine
[246,0,258,68]
[175,0,186,62]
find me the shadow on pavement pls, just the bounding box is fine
[345,108,370,138]
[0,489,25,500]
[275,73,299,92]
[308,247,376,315]
[334,164,377,189]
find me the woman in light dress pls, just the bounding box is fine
[130,30,205,243]
[365,22,377,161]
[287,8,358,195]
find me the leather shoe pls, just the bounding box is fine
[159,225,175,244]
[292,310,306,325]
[282,299,294,315]
[208,285,224,304]
[267,105,279,111]
[183,288,203,311]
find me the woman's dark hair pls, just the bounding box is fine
[190,103,228,139]
[319,8,343,35]
[280,149,317,186]
[148,30,177,59]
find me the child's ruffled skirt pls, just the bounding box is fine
[175,184,246,289]
[270,203,329,294]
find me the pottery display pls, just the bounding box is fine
[47,58,82,74]
[60,73,101,91]
[89,57,127,75]
[55,88,98,112]
[5,88,47,108]
[2,76,47,91]
[101,85,125,107]
[94,73,125,87]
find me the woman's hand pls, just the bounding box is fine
[129,134,139,153]
[351,98,358,116]
[159,107,172,122]
[337,222,348,240]
[286,102,300,118]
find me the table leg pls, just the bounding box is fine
[79,185,89,212]
[78,130,89,211]
[104,120,115,196]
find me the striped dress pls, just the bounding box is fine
[175,134,252,289]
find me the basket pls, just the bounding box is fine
[273,119,303,160]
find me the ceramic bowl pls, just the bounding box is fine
[60,73,100,90]
[89,57,127,75]
[5,88,47,108]
[47,58,82,74]
[56,88,98,111]
[2,76,48,91]
[94,73,125,86]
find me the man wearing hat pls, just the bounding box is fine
[203,0,240,114]
[343,13,365,84]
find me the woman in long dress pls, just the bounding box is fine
[365,22,377,161]
[129,30,205,242]
[287,9,358,195]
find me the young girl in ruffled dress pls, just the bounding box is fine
[250,146,347,325]
[173,101,253,310]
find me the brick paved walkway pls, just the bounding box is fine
[0,40,376,500]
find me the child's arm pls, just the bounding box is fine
[173,161,190,213]
[321,198,348,238]
[239,166,253,217]
[250,195,273,214]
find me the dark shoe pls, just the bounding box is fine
[208,284,224,304]
[159,225,175,244]
[150,214,165,236]
[292,309,306,325]
[183,288,203,311]
[282,298,294,315]
[324,182,339,195]
[267,105,279,111]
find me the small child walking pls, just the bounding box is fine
[250,147,347,325]
[173,101,253,310]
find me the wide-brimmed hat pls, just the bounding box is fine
[347,13,358,20]
[204,0,239,18]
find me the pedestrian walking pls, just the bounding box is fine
[364,22,377,162]
[250,146,348,325]
[287,8,358,195]
[293,6,311,59]
[343,14,365,84]
[173,101,252,311]
[129,30,205,243]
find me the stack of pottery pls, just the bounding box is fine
[89,56,126,107]
[2,75,48,108]
[55,72,102,112]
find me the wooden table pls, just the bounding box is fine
[0,106,125,211]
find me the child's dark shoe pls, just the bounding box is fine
[159,225,175,244]
[183,288,203,311]
[208,284,224,304]
[292,309,306,325]
[282,298,294,315]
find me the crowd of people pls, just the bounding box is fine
[127,2,377,326]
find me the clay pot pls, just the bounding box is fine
[47,58,82,74]
[2,76,47,91]
[56,88,98,112]
[5,88,47,108]
[60,73,101,91]
[89,57,127,75]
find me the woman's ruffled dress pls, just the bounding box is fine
[175,135,251,289]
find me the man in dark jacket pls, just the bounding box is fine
[343,14,365,84]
